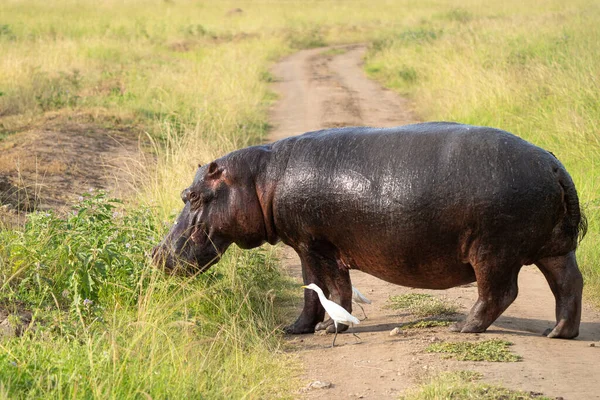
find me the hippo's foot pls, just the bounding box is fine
[315,318,349,334]
[449,320,487,334]
[448,321,464,333]
[283,322,316,334]
[542,324,579,339]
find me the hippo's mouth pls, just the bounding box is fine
[190,224,206,245]
[188,212,207,245]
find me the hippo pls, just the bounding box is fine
[153,122,586,339]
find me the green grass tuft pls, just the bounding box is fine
[388,293,458,317]
[401,371,550,400]
[426,339,522,362]
[402,319,454,329]
[321,47,348,57]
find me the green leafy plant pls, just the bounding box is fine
[0,190,161,311]
[426,339,522,362]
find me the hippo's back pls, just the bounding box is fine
[276,122,561,223]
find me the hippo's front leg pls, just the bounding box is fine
[283,251,329,334]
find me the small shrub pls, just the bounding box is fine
[426,339,522,362]
[0,24,16,40]
[259,70,275,83]
[369,28,442,53]
[181,24,208,38]
[397,66,418,83]
[33,69,82,111]
[0,190,162,311]
[397,28,442,44]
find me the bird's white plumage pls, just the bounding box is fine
[352,286,371,305]
[303,283,361,346]
[303,283,360,326]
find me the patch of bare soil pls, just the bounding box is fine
[0,111,144,221]
[269,45,600,399]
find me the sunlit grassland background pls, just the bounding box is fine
[0,0,598,397]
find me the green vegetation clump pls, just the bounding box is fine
[426,339,522,362]
[0,191,298,397]
[402,319,453,329]
[442,9,473,23]
[401,371,550,400]
[388,293,458,317]
[288,28,326,49]
[1,191,157,309]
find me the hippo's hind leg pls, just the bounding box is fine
[535,251,582,339]
[452,257,521,334]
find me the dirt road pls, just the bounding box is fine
[268,45,600,399]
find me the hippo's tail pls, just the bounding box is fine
[559,174,587,246]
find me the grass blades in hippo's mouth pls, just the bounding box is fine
[189,212,206,245]
[190,225,205,244]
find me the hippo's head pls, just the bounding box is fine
[152,154,269,275]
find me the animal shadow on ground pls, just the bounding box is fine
[491,316,600,341]
[348,314,600,341]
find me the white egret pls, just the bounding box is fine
[352,285,372,320]
[302,283,361,347]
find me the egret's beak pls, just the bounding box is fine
[301,285,307,289]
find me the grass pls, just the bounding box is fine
[388,293,459,318]
[364,0,600,301]
[0,192,300,398]
[426,339,522,362]
[401,319,454,329]
[401,371,550,400]
[321,47,348,57]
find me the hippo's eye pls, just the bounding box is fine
[188,192,199,203]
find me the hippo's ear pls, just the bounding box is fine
[206,162,224,180]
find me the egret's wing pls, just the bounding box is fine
[347,313,360,325]
[323,298,360,325]
[352,286,372,304]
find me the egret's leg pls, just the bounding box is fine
[332,322,338,347]
[354,302,367,320]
